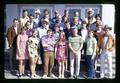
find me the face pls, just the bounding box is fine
[42,22,49,28]
[65,23,70,29]
[88,19,92,24]
[88,11,93,17]
[75,12,79,17]
[22,30,26,34]
[32,30,38,37]
[72,28,78,36]
[89,31,94,37]
[83,23,87,28]
[23,11,28,17]
[55,27,59,32]
[30,16,34,22]
[26,22,31,29]
[47,31,53,37]
[73,18,78,24]
[35,13,40,18]
[105,29,110,36]
[96,16,101,21]
[13,20,19,27]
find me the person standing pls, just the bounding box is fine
[85,30,97,79]
[68,28,83,79]
[41,29,56,78]
[16,28,29,78]
[27,29,41,78]
[20,10,30,28]
[55,32,68,78]
[6,18,22,72]
[97,27,115,79]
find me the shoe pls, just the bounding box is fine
[17,74,22,78]
[69,76,74,79]
[58,75,61,78]
[76,75,80,79]
[30,75,35,79]
[61,75,64,78]
[42,74,47,78]
[22,74,26,77]
[50,74,57,78]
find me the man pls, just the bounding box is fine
[41,29,56,78]
[6,18,21,72]
[71,17,81,35]
[97,27,115,79]
[37,18,49,39]
[33,9,41,28]
[68,28,83,79]
[85,8,96,24]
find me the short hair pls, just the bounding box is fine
[44,9,49,13]
[47,29,52,33]
[95,14,101,20]
[13,18,19,22]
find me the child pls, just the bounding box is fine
[55,32,68,78]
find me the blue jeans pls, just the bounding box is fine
[86,55,96,79]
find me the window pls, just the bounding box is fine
[66,7,82,19]
[20,6,53,18]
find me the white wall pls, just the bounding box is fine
[102,4,115,33]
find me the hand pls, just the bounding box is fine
[91,55,95,60]
[9,44,12,48]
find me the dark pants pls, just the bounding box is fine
[86,55,96,78]
[9,47,18,71]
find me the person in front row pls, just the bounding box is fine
[55,32,68,78]
[16,28,29,78]
[97,27,115,79]
[41,29,56,78]
[85,30,97,79]
[68,28,83,79]
[27,29,40,78]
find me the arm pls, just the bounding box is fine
[41,37,51,47]
[17,35,21,56]
[69,43,76,53]
[92,38,97,59]
[6,28,12,47]
[54,42,58,59]
[76,38,83,52]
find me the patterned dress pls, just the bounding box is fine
[16,34,28,60]
[56,42,67,62]
[27,37,40,57]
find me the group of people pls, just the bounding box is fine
[6,8,115,79]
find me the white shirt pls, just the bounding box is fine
[103,36,109,49]
[14,26,17,34]
[37,27,47,39]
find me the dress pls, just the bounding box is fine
[27,37,40,57]
[16,34,28,60]
[56,42,67,62]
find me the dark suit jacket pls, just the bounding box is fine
[6,25,21,48]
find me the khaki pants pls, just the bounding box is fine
[43,51,54,75]
[70,51,81,76]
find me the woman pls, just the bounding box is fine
[27,29,40,78]
[16,28,29,78]
[24,21,33,37]
[55,32,68,78]
[85,30,97,79]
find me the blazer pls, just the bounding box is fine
[97,34,115,54]
[6,25,21,47]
